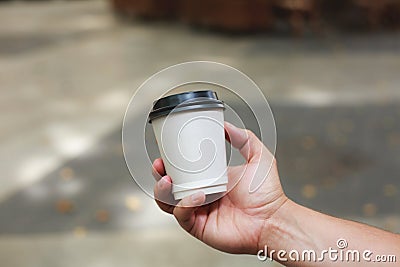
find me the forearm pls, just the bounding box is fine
[258,200,400,266]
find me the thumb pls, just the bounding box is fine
[224,122,263,163]
[173,191,206,232]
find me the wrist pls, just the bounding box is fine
[257,198,293,252]
[257,199,318,258]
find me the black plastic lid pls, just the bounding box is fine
[148,90,224,123]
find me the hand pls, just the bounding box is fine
[152,122,288,254]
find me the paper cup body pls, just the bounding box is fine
[149,91,228,200]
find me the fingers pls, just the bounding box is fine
[152,158,165,181]
[152,159,176,214]
[154,175,175,214]
[224,122,263,162]
[173,192,206,232]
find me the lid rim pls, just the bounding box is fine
[148,90,224,123]
[149,101,224,123]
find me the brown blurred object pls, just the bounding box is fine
[55,199,74,214]
[110,0,400,33]
[112,0,274,32]
[353,0,400,30]
[179,0,274,32]
[272,0,322,36]
[95,210,110,223]
[177,0,203,25]
[112,0,178,19]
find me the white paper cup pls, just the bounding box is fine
[149,91,228,200]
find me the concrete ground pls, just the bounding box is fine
[0,1,399,266]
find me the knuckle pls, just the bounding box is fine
[245,129,254,138]
[246,130,259,143]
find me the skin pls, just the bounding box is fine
[152,122,400,266]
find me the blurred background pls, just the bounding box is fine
[0,0,399,266]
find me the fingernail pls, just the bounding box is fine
[191,192,204,205]
[225,121,233,128]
